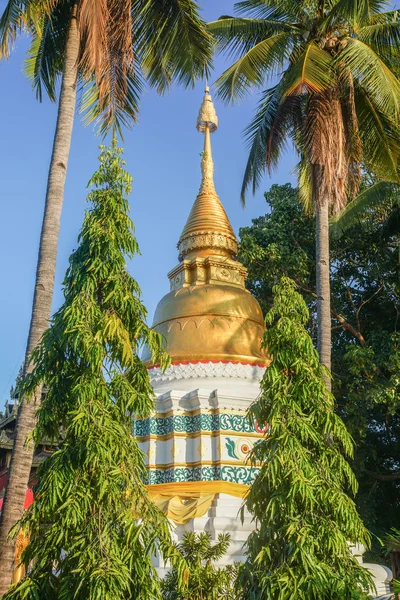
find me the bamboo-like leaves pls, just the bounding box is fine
[4,143,175,600]
[241,277,373,598]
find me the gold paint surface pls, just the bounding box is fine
[147,481,250,499]
[143,284,267,365]
[143,88,268,367]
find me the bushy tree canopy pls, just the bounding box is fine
[4,142,180,600]
[241,277,373,600]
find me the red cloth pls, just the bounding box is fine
[0,487,34,511]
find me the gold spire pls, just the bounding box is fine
[177,87,237,261]
[142,87,268,367]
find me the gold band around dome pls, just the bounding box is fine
[178,231,238,261]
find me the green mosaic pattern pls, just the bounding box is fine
[135,413,255,437]
[146,465,260,485]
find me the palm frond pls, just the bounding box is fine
[295,155,313,215]
[339,68,363,172]
[214,32,296,103]
[338,37,400,119]
[0,0,27,57]
[78,0,110,81]
[330,180,397,237]
[354,83,400,181]
[136,0,213,93]
[369,9,400,24]
[323,0,389,32]
[24,3,68,102]
[80,66,144,137]
[283,41,335,96]
[359,17,400,61]
[0,0,60,57]
[304,89,357,212]
[235,0,305,21]
[381,201,400,239]
[241,83,299,204]
[207,16,301,58]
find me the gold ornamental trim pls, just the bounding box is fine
[147,480,250,499]
[153,312,265,330]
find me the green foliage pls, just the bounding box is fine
[3,141,178,600]
[331,181,400,238]
[238,183,400,559]
[240,277,373,600]
[161,532,239,600]
[239,183,316,317]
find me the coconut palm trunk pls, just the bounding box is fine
[315,192,332,391]
[0,7,79,593]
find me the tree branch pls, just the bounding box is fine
[330,307,366,346]
[293,278,366,346]
[365,470,400,482]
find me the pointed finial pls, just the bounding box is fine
[197,86,218,196]
[197,86,218,132]
[176,86,238,262]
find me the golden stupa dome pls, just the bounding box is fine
[142,88,267,367]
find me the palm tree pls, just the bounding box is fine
[0,1,212,592]
[331,179,400,238]
[208,0,400,384]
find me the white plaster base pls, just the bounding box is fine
[149,361,264,402]
[351,544,393,598]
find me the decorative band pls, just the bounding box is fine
[148,361,266,383]
[134,412,257,437]
[146,465,260,486]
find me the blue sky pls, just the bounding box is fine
[0,0,297,406]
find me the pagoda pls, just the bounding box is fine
[138,87,268,568]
